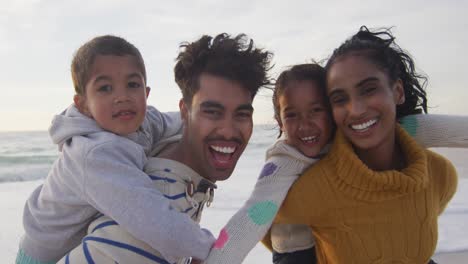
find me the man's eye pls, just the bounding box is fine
[204,109,222,116]
[128,82,142,89]
[237,111,252,119]
[98,85,112,92]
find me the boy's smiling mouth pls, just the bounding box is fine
[113,110,136,119]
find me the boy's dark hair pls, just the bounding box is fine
[174,33,273,103]
[71,35,146,95]
[273,63,329,138]
[325,26,428,118]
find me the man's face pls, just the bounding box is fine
[180,73,254,182]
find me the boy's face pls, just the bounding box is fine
[180,73,254,182]
[279,80,333,158]
[74,55,149,136]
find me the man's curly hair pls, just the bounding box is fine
[174,33,273,103]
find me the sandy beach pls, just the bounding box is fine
[2,176,468,264]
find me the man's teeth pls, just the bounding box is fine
[351,119,377,131]
[210,145,235,154]
[301,136,318,142]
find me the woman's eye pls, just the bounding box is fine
[128,82,142,89]
[363,86,377,95]
[330,96,346,105]
[98,85,112,92]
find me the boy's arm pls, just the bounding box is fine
[204,154,315,264]
[399,114,468,148]
[145,106,183,153]
[81,139,214,261]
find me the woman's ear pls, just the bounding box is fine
[394,79,405,105]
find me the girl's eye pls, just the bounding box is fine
[312,107,324,112]
[284,112,297,119]
[98,85,112,92]
[128,82,142,89]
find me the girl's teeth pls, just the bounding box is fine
[210,145,235,154]
[351,119,377,130]
[301,136,317,142]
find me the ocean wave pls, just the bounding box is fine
[0,155,56,165]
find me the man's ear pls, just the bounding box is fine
[73,94,92,117]
[146,86,151,98]
[394,79,405,105]
[179,99,189,122]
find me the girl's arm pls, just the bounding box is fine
[399,114,468,148]
[204,143,317,264]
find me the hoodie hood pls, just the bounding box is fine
[49,105,103,150]
[266,139,330,164]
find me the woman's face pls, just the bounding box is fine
[326,55,404,152]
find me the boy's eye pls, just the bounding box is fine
[128,82,142,89]
[97,85,112,93]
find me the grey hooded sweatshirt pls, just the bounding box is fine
[20,105,215,263]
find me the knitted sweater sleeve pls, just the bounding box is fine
[203,144,316,264]
[399,114,468,148]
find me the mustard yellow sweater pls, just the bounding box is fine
[272,126,458,264]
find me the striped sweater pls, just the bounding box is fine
[58,158,216,264]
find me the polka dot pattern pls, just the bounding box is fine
[400,115,418,137]
[259,162,278,179]
[248,201,278,225]
[213,228,229,249]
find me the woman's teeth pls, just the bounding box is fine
[351,119,377,131]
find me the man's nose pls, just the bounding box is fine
[217,118,238,140]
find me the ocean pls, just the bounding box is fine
[1,127,467,262]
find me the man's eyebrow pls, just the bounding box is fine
[236,104,254,112]
[200,101,225,110]
[355,77,379,88]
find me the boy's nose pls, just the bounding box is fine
[114,90,131,104]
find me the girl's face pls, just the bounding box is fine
[326,55,404,152]
[279,80,333,158]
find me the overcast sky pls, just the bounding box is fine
[1,0,467,131]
